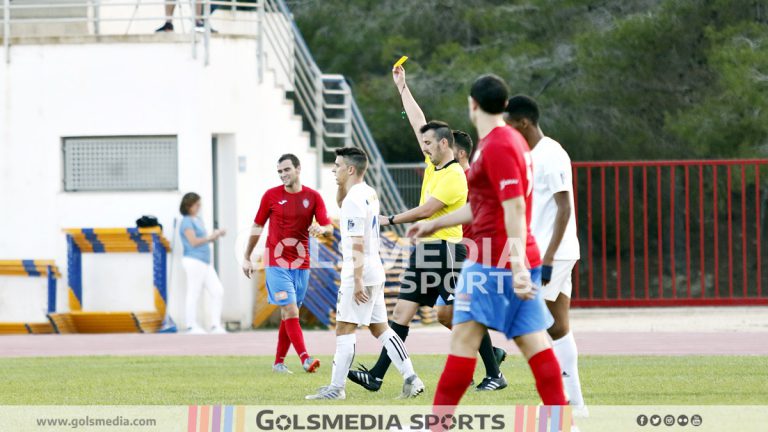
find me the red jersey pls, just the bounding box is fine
[462,168,473,241]
[467,125,541,269]
[254,185,331,269]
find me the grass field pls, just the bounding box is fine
[1,355,766,405]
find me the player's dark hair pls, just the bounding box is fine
[419,120,455,146]
[452,130,473,156]
[278,153,301,168]
[179,192,201,216]
[505,95,540,125]
[335,147,368,176]
[470,74,510,114]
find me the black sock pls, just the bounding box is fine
[478,330,500,378]
[369,321,409,380]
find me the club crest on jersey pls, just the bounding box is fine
[347,219,355,231]
[302,199,310,208]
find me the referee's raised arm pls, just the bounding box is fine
[393,65,427,152]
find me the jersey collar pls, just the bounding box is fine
[434,159,459,171]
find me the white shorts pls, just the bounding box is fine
[543,260,578,302]
[336,283,387,326]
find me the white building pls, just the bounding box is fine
[0,0,403,329]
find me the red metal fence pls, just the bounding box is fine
[571,159,768,307]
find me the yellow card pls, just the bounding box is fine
[393,56,408,68]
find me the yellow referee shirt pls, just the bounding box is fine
[420,157,467,243]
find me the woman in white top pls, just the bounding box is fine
[179,192,227,334]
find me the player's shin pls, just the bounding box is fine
[275,320,291,365]
[368,320,409,379]
[378,328,415,379]
[331,333,356,388]
[432,354,476,430]
[553,332,584,407]
[528,348,568,405]
[478,330,501,378]
[284,317,310,363]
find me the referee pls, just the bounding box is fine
[348,65,506,392]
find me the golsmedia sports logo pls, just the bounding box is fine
[255,410,505,430]
[181,405,573,432]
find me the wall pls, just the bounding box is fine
[0,36,340,327]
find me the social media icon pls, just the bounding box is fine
[664,415,675,426]
[678,415,689,426]
[691,415,702,426]
[637,415,649,426]
[650,415,662,426]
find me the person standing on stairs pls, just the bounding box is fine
[154,0,217,33]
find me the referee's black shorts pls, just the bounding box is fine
[398,240,467,307]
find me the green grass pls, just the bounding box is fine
[1,355,766,405]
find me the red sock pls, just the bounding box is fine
[528,348,568,405]
[432,355,476,431]
[274,320,291,365]
[283,317,309,363]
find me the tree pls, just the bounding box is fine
[288,0,768,162]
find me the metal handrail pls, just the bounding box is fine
[257,0,407,226]
[3,0,211,62]
[6,0,257,10]
[349,95,408,234]
[572,159,768,168]
[3,0,8,64]
[10,1,154,8]
[387,162,427,169]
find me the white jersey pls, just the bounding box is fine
[530,136,580,260]
[339,182,386,286]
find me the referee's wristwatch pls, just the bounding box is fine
[388,215,396,225]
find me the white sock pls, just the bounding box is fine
[331,334,356,389]
[552,332,585,407]
[378,328,415,379]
